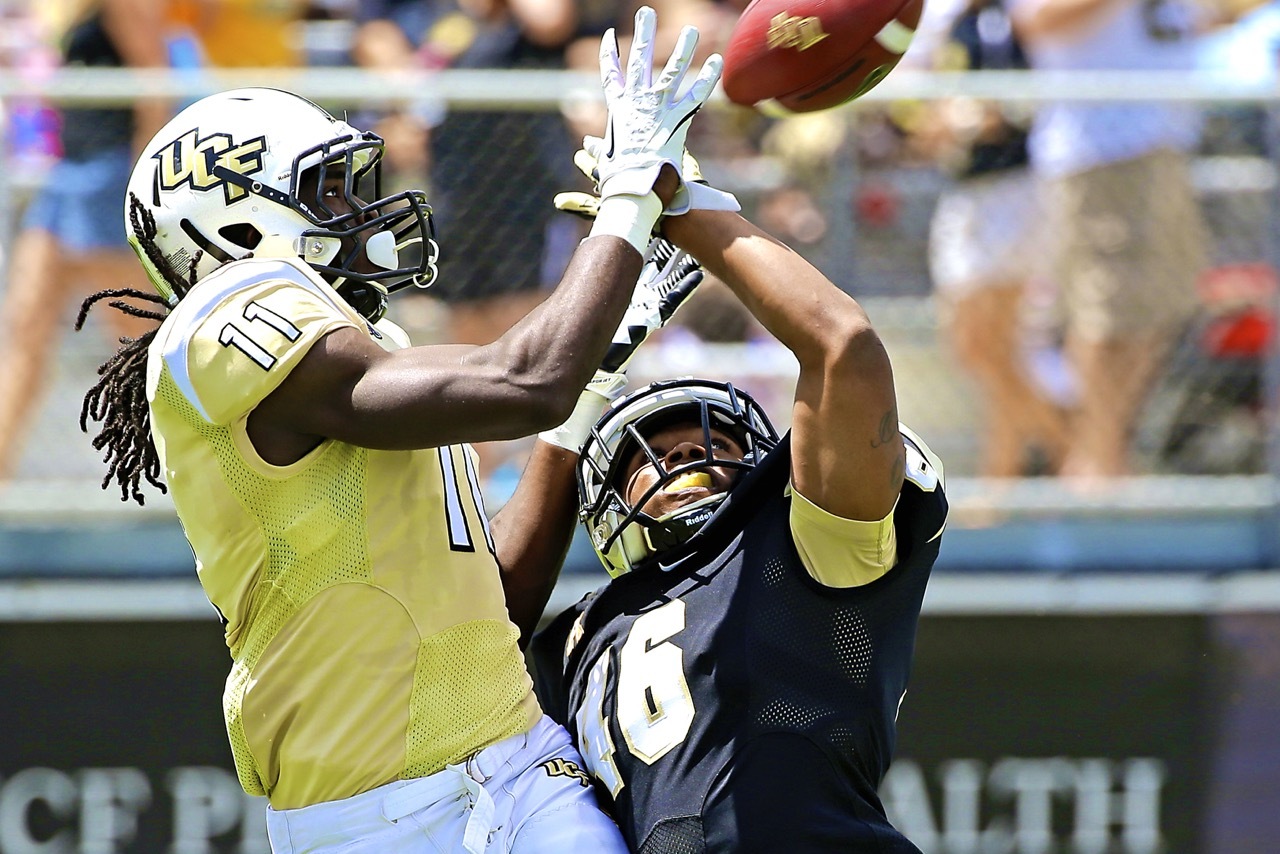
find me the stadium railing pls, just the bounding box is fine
[0,67,1278,580]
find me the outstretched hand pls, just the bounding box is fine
[593,6,722,210]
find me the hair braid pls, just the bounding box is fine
[77,194,201,504]
[76,290,168,504]
[127,192,194,301]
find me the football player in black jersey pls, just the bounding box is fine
[523,193,949,853]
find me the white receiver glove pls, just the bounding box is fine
[538,236,704,452]
[538,369,629,453]
[603,237,704,373]
[593,6,722,210]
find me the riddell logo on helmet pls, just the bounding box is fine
[684,507,715,527]
[153,129,267,204]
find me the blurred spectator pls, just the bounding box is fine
[0,0,312,483]
[0,0,173,482]
[351,0,581,347]
[350,0,587,492]
[907,0,1070,477]
[1009,0,1210,479]
[1198,0,1280,80]
[0,0,311,483]
[168,0,306,68]
[296,0,363,68]
[0,7,62,178]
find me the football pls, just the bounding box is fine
[721,0,924,113]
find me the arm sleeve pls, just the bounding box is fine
[788,424,944,588]
[788,484,900,588]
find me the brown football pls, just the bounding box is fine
[721,0,923,112]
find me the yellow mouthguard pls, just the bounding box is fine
[667,472,713,491]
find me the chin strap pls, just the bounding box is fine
[645,493,727,553]
[336,280,389,322]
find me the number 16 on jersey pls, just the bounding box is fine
[574,600,696,798]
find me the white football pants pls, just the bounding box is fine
[265,715,626,853]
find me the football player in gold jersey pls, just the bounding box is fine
[75,8,725,851]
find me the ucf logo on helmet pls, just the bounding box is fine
[153,129,267,204]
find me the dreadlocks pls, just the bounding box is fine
[77,290,168,504]
[77,194,200,504]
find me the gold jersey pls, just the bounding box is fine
[146,257,539,809]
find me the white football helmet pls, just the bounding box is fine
[124,87,438,320]
[578,378,780,577]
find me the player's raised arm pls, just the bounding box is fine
[494,240,705,644]
[246,235,648,459]
[251,9,722,461]
[661,208,903,522]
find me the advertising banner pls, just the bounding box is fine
[2,613,1277,853]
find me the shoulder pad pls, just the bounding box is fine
[900,423,945,492]
[158,258,364,424]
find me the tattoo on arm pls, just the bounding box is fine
[870,410,898,449]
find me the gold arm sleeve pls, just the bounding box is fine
[787,483,899,589]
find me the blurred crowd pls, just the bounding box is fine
[0,0,1277,495]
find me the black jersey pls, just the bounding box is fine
[532,431,947,853]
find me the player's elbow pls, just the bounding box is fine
[503,362,583,432]
[794,305,879,368]
[822,315,893,381]
[525,388,578,433]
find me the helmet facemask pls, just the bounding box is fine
[579,379,780,578]
[222,135,439,323]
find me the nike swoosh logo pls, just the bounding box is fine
[671,106,699,137]
[604,118,616,160]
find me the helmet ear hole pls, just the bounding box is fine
[218,223,262,250]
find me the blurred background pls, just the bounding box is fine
[0,0,1278,850]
